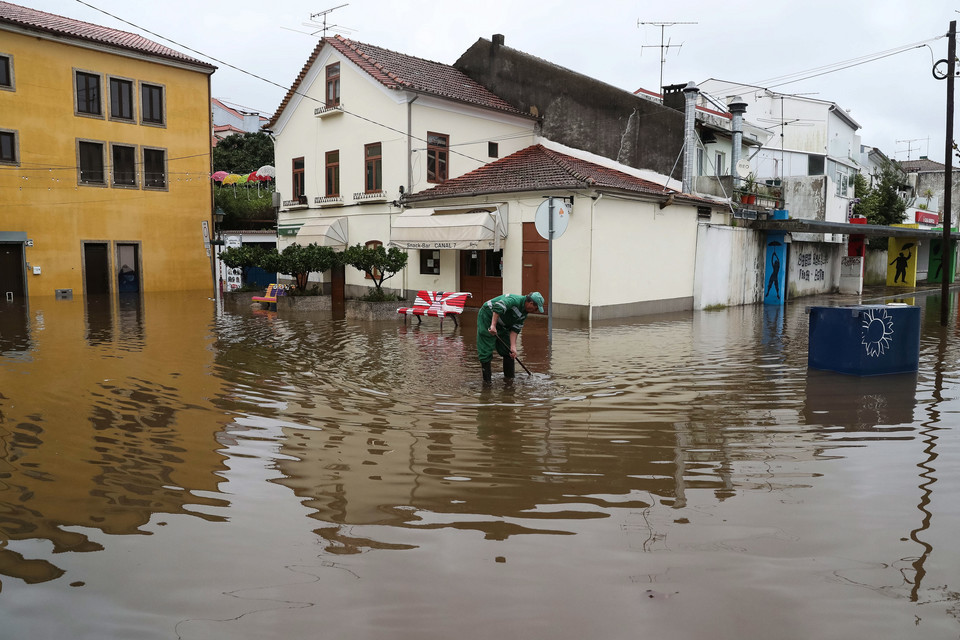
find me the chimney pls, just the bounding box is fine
[728,96,748,181]
[492,34,505,48]
[682,81,699,194]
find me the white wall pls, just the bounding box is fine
[787,240,841,297]
[693,224,765,309]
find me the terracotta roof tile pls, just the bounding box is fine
[0,1,214,70]
[404,145,702,203]
[267,35,530,128]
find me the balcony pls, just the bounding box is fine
[282,194,309,210]
[353,189,388,203]
[315,195,344,207]
[314,103,344,118]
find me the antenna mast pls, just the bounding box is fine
[638,20,697,92]
[895,137,930,161]
[308,4,349,37]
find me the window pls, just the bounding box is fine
[364,143,382,193]
[714,151,725,177]
[142,147,167,189]
[141,82,165,125]
[0,53,13,91]
[427,132,448,183]
[420,250,440,275]
[364,240,382,279]
[808,155,825,176]
[696,147,704,176]
[77,140,105,184]
[326,62,340,107]
[75,70,102,116]
[111,144,137,187]
[292,157,306,203]
[0,129,18,165]
[836,166,849,197]
[109,77,135,121]
[325,150,340,196]
[488,141,498,158]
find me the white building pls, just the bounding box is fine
[266,35,538,300]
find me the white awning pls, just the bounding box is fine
[295,216,348,249]
[389,206,507,251]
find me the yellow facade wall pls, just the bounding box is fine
[0,29,214,297]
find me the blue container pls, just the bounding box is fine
[808,304,920,375]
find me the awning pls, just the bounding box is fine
[295,216,348,249]
[389,206,507,251]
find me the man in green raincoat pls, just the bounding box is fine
[476,292,543,382]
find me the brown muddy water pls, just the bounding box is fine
[2,289,960,639]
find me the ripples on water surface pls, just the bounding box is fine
[2,290,960,639]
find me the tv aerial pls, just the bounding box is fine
[286,4,356,38]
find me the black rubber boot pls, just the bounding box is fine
[503,357,515,379]
[481,361,492,383]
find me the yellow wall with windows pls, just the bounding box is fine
[0,29,214,297]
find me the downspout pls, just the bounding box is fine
[682,81,699,194]
[403,95,419,299]
[728,96,748,186]
[589,193,602,330]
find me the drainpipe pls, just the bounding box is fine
[589,192,602,330]
[682,81,699,194]
[728,96,748,186]
[407,95,418,193]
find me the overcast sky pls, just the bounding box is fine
[29,0,960,164]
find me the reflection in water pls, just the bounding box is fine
[3,291,960,638]
[0,300,30,355]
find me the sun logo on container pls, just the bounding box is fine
[861,308,894,357]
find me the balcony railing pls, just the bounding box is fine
[314,104,344,118]
[315,195,344,207]
[353,189,388,202]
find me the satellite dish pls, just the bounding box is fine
[736,159,751,178]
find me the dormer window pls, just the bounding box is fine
[326,62,340,107]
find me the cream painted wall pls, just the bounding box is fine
[273,44,536,295]
[693,224,765,309]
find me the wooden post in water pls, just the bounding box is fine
[941,20,955,327]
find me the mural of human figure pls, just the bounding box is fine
[766,250,781,299]
[890,249,912,283]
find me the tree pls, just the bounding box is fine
[342,243,409,299]
[212,131,274,174]
[218,243,339,292]
[853,160,908,249]
[270,243,339,292]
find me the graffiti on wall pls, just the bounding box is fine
[797,251,827,282]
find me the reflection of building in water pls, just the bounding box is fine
[0,301,30,355]
[0,295,229,586]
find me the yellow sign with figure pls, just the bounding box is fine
[887,234,918,287]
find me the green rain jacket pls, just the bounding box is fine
[476,294,529,362]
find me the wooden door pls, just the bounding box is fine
[522,223,548,306]
[460,249,502,307]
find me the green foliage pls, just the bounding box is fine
[218,245,266,269]
[219,243,339,292]
[273,243,339,291]
[342,243,409,293]
[212,131,274,174]
[214,187,275,230]
[853,161,908,249]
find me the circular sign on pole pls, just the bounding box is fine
[735,159,751,178]
[535,197,571,240]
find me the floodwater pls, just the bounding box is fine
[2,288,960,639]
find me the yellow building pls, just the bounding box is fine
[0,2,216,299]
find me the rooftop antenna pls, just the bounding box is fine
[303,4,353,37]
[638,20,697,92]
[895,137,930,161]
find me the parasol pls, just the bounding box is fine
[256,165,276,179]
[212,170,228,182]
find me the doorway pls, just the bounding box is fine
[83,242,112,296]
[460,248,502,307]
[0,243,26,301]
[116,243,141,294]
[521,222,548,306]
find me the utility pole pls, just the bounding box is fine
[638,21,697,92]
[939,21,955,326]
